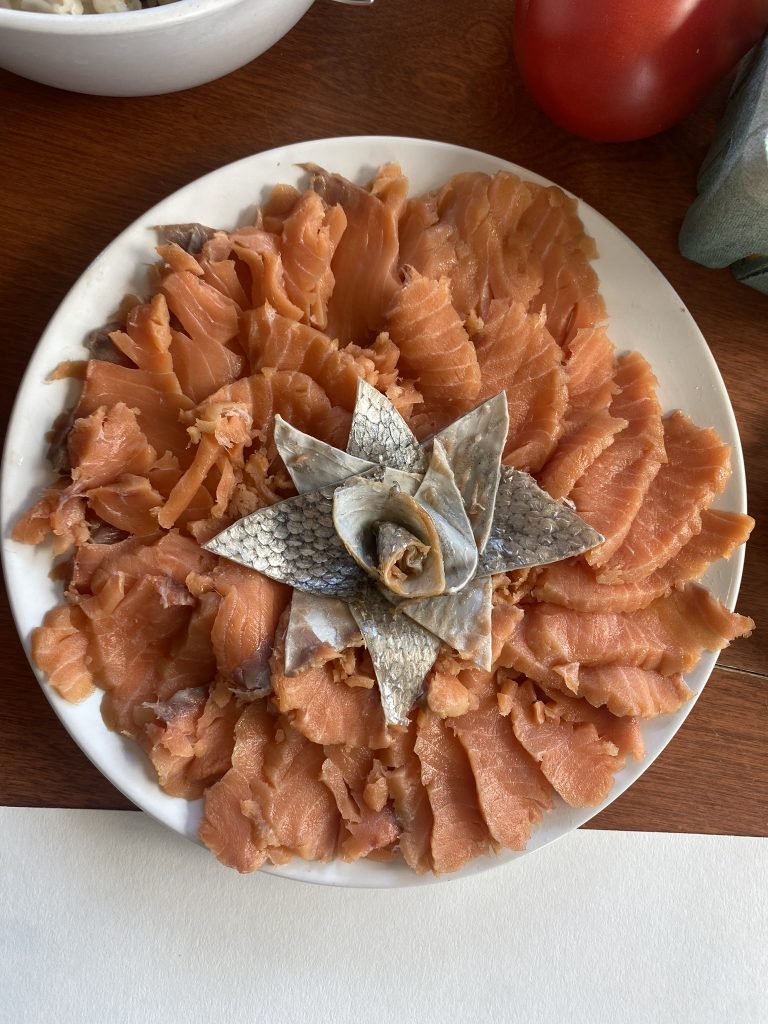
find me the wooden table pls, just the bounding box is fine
[1,0,765,839]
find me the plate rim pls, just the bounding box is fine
[0,134,747,889]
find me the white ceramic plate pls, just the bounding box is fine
[1,137,747,888]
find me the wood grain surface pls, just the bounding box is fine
[0,0,765,837]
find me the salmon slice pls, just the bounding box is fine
[279,191,347,330]
[79,530,210,671]
[87,529,212,595]
[243,304,373,410]
[230,228,304,322]
[400,172,540,321]
[309,164,404,344]
[596,412,732,584]
[12,482,89,555]
[68,403,157,492]
[524,584,754,676]
[520,187,607,346]
[155,590,219,701]
[473,299,567,472]
[75,360,193,461]
[198,703,274,872]
[320,746,398,861]
[160,270,241,346]
[529,246,606,348]
[246,717,341,865]
[271,623,389,749]
[109,294,173,374]
[415,709,489,873]
[501,679,623,807]
[533,509,755,613]
[68,536,149,596]
[385,720,434,873]
[158,368,332,528]
[84,572,195,736]
[199,257,250,310]
[261,183,301,233]
[571,351,665,564]
[169,328,245,405]
[206,563,290,697]
[86,474,163,536]
[538,326,626,498]
[561,666,694,718]
[490,589,526,663]
[31,603,94,703]
[155,241,203,276]
[449,669,553,850]
[427,660,481,719]
[141,686,240,799]
[386,267,481,419]
[518,183,598,265]
[533,681,644,761]
[195,368,334,447]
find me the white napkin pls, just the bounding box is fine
[1,807,766,1024]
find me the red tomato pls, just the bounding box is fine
[513,0,768,141]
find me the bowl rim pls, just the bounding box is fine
[0,0,245,32]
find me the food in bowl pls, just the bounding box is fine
[0,0,175,11]
[13,161,754,875]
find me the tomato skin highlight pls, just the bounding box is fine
[513,0,768,141]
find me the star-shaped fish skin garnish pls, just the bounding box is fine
[204,380,603,725]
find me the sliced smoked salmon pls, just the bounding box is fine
[385,720,434,873]
[537,326,626,498]
[533,509,754,613]
[31,603,94,703]
[198,703,274,872]
[68,403,157,492]
[270,620,389,750]
[501,679,623,806]
[596,412,732,584]
[386,267,481,422]
[571,351,665,564]
[142,686,240,799]
[561,666,694,719]
[415,709,490,873]
[309,164,404,345]
[524,584,754,676]
[449,669,553,850]
[473,299,567,472]
[109,294,174,374]
[75,360,193,460]
[279,190,347,330]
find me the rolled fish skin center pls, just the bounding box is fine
[375,521,431,588]
[333,477,446,598]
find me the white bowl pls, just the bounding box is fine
[0,0,316,96]
[1,136,748,887]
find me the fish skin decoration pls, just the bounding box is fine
[204,381,604,726]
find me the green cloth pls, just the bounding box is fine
[679,37,768,295]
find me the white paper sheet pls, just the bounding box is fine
[1,808,766,1024]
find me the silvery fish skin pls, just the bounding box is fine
[284,591,363,675]
[476,467,604,576]
[204,487,368,598]
[347,379,427,473]
[430,393,508,554]
[274,415,374,494]
[333,474,446,598]
[399,576,494,672]
[414,439,478,593]
[349,588,441,727]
